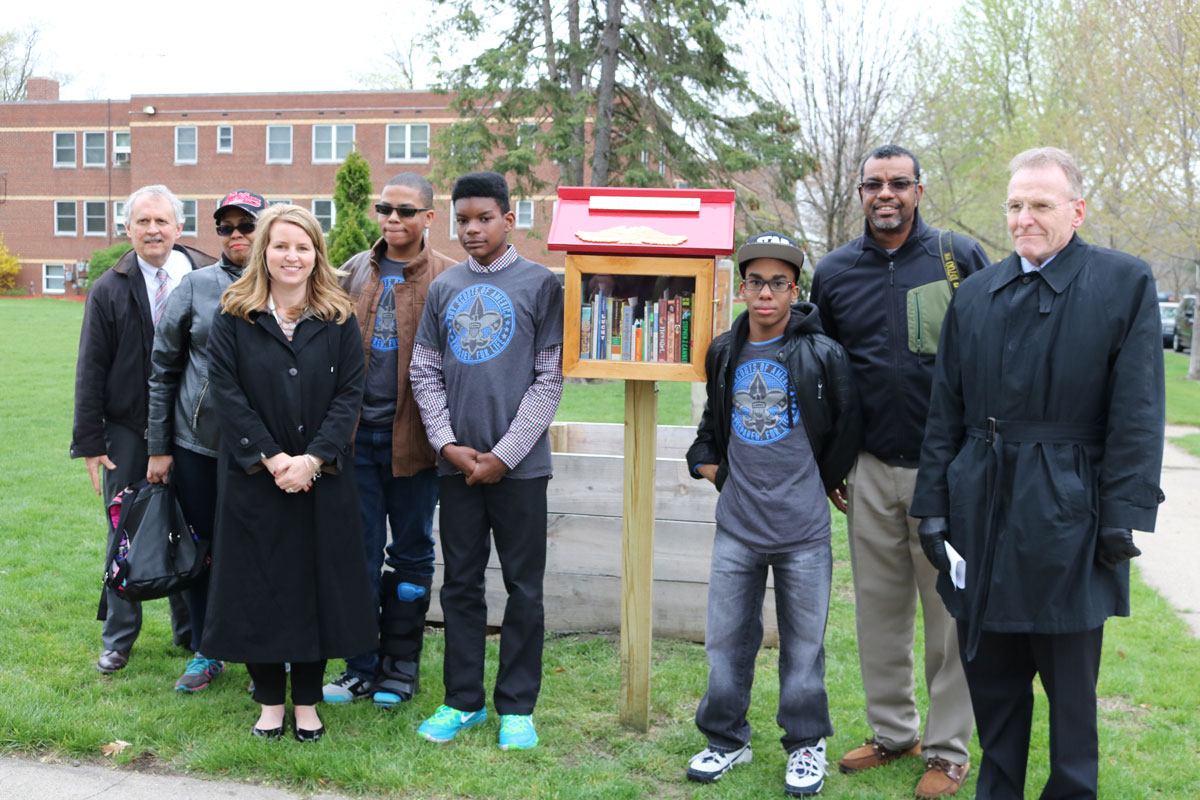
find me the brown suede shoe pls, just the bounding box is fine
[96,649,129,674]
[837,737,921,773]
[915,757,969,798]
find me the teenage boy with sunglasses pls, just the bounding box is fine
[685,232,861,796]
[147,188,264,690]
[325,173,456,706]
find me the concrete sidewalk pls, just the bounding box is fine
[1136,425,1200,637]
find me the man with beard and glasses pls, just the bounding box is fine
[147,189,266,692]
[809,145,989,798]
[72,184,216,675]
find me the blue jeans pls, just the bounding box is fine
[696,530,834,753]
[344,425,439,680]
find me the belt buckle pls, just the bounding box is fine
[986,417,997,445]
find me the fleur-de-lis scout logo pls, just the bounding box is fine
[370,275,404,352]
[731,360,793,445]
[445,284,515,363]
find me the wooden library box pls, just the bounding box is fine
[547,187,736,382]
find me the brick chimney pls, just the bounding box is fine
[24,77,60,101]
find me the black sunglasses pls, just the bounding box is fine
[858,178,918,194]
[215,221,256,236]
[375,203,432,218]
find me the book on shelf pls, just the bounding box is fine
[680,292,692,363]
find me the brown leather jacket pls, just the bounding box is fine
[340,237,456,476]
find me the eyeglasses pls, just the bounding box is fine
[1001,200,1075,216]
[375,203,432,218]
[742,278,796,294]
[858,178,918,194]
[215,221,256,236]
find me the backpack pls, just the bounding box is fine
[102,480,208,603]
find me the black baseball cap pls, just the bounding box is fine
[736,231,805,277]
[213,190,267,220]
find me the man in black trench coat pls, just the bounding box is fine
[911,146,1166,799]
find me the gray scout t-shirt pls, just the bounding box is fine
[360,257,407,427]
[415,255,564,479]
[715,337,831,552]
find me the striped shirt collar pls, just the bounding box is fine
[467,244,517,274]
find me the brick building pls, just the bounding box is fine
[0,81,560,295]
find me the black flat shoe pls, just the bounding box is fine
[294,725,325,743]
[251,723,285,739]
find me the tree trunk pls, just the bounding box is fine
[567,0,586,186]
[591,0,622,186]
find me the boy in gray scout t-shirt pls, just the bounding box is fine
[410,171,563,752]
[685,232,861,796]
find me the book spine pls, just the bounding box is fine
[598,295,608,359]
[658,298,668,362]
[622,301,632,361]
[680,292,692,364]
[580,304,592,359]
[610,299,622,360]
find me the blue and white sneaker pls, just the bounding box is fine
[785,738,828,796]
[687,744,752,783]
[498,714,538,750]
[322,672,373,703]
[174,655,224,692]
[417,704,488,743]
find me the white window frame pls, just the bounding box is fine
[113,201,127,236]
[312,124,355,164]
[42,263,66,295]
[216,125,233,153]
[112,130,130,167]
[54,131,75,167]
[54,201,77,236]
[515,200,534,229]
[82,131,106,167]
[84,201,107,237]
[174,126,198,165]
[180,199,198,237]
[269,198,292,206]
[266,125,292,164]
[312,199,336,233]
[449,203,458,240]
[385,123,430,163]
[517,122,537,149]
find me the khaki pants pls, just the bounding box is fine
[845,451,973,764]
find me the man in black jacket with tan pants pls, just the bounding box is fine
[71,184,215,674]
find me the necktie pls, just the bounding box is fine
[153,268,168,327]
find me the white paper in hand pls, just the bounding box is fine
[944,541,966,590]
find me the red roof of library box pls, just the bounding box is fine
[548,187,736,257]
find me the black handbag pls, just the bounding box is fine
[103,480,208,602]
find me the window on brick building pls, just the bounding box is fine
[386,124,430,163]
[175,126,198,164]
[181,200,198,236]
[267,125,292,164]
[43,264,66,295]
[113,131,131,167]
[54,132,75,167]
[517,122,537,149]
[55,201,77,235]
[515,200,534,229]
[217,125,233,153]
[313,124,354,163]
[84,202,107,236]
[269,198,292,206]
[448,203,458,240]
[312,199,336,233]
[113,201,127,236]
[83,132,106,167]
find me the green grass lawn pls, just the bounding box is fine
[2,297,1199,799]
[1164,351,1200,426]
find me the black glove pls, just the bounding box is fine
[1096,526,1141,568]
[918,516,951,573]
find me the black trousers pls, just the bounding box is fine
[246,660,326,706]
[172,446,217,654]
[439,475,548,715]
[958,621,1104,800]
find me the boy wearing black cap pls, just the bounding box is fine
[147,189,265,691]
[685,232,861,795]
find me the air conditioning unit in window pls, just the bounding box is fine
[113,152,130,166]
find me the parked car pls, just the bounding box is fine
[1161,302,1179,348]
[1174,295,1196,352]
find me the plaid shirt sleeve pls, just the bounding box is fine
[491,344,564,469]
[409,342,457,455]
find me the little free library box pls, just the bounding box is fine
[548,186,737,382]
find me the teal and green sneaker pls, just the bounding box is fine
[417,705,487,743]
[498,714,538,750]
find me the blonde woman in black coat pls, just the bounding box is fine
[204,204,374,741]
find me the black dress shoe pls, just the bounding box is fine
[294,725,325,743]
[251,724,285,739]
[96,649,130,673]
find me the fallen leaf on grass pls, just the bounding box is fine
[101,740,130,756]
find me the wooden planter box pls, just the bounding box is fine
[426,422,780,645]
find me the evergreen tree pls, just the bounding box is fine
[326,150,381,268]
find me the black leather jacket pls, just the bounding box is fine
[147,257,243,457]
[686,303,862,492]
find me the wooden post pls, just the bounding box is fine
[619,379,657,731]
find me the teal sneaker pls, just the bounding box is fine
[417,705,487,743]
[174,655,224,692]
[498,714,538,750]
